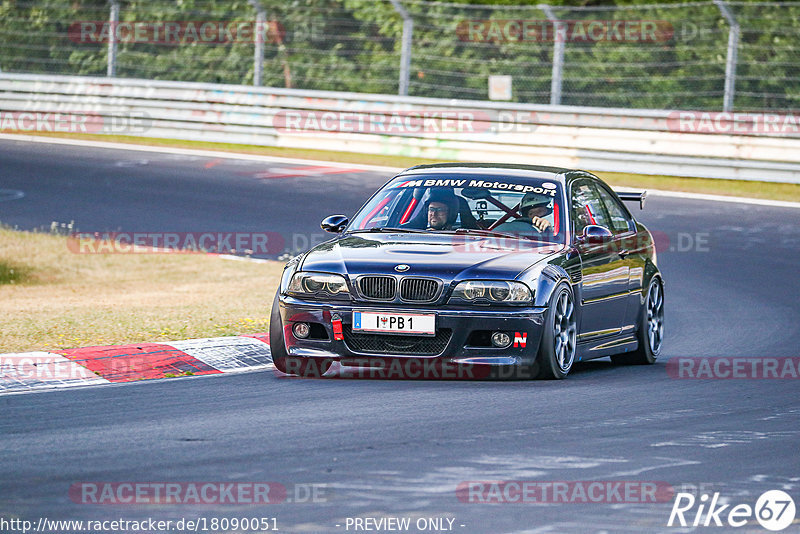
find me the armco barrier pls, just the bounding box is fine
[1,73,799,183]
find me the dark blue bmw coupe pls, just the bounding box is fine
[270,163,664,380]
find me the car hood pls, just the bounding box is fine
[300,233,563,282]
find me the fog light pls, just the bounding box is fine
[491,331,511,348]
[293,322,311,339]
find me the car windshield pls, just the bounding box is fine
[348,174,566,244]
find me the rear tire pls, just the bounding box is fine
[269,292,333,378]
[534,282,577,379]
[611,277,663,365]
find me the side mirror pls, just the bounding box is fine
[579,224,613,245]
[321,215,349,233]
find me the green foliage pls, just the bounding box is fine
[0,260,31,285]
[0,0,797,110]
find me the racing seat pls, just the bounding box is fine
[457,197,479,229]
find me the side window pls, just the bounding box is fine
[571,181,610,235]
[594,185,632,235]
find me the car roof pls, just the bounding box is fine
[397,162,579,181]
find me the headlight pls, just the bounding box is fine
[450,280,532,304]
[279,258,300,293]
[287,272,350,299]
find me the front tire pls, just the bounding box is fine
[269,291,290,374]
[269,292,332,378]
[534,282,577,379]
[612,277,663,365]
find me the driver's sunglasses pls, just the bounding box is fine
[428,206,448,214]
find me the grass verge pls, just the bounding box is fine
[0,226,283,353]
[15,132,800,203]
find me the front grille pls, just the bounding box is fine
[400,277,439,302]
[343,326,452,355]
[358,276,396,300]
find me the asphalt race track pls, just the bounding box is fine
[1,138,799,533]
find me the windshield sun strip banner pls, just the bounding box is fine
[391,177,559,197]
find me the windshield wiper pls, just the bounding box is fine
[348,227,430,234]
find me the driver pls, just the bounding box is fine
[426,190,459,231]
[519,192,553,233]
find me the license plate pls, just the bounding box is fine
[352,311,436,335]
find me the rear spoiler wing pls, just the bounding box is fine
[615,190,647,210]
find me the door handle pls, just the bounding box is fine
[618,249,630,258]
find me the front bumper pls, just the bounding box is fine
[278,295,547,379]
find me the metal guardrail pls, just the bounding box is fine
[4,1,800,111]
[1,73,799,183]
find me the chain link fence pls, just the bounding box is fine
[1,0,798,111]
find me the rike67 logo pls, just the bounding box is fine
[668,490,796,531]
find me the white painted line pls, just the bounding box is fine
[644,188,800,209]
[161,336,273,373]
[0,133,401,172]
[2,133,798,209]
[216,254,273,264]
